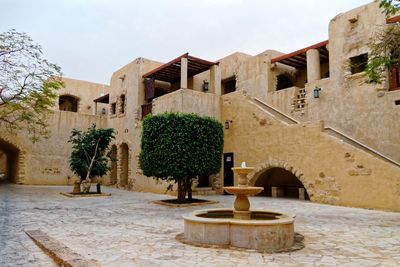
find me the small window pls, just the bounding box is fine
[221,76,236,95]
[349,53,368,74]
[120,94,126,114]
[110,103,116,115]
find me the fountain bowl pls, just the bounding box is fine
[183,208,295,251]
[224,186,263,195]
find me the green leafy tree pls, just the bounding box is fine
[365,1,400,84]
[69,124,115,185]
[140,113,224,203]
[379,0,400,16]
[0,29,64,141]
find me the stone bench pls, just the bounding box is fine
[271,186,306,200]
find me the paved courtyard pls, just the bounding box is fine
[0,184,399,266]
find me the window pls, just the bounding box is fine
[120,94,126,114]
[110,103,116,115]
[221,76,236,95]
[349,53,368,74]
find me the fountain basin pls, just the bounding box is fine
[183,208,295,251]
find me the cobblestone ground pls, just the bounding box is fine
[1,184,400,267]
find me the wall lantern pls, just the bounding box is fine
[313,86,321,98]
[203,79,209,92]
[224,120,233,129]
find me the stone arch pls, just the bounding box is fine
[110,144,117,185]
[119,143,129,187]
[0,136,26,184]
[59,94,80,112]
[248,159,312,200]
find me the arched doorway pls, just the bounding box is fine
[59,95,79,112]
[119,143,129,187]
[254,167,309,200]
[110,145,117,185]
[0,138,20,183]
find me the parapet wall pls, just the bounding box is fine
[152,89,220,119]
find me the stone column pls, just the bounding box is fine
[94,102,98,115]
[306,49,321,83]
[299,188,306,200]
[180,57,188,89]
[209,64,221,95]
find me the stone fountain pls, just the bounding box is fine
[183,162,296,252]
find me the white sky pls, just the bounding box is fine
[1,0,371,84]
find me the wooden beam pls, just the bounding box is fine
[143,53,188,78]
[387,15,400,24]
[271,40,329,64]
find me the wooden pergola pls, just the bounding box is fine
[141,53,218,119]
[142,53,217,83]
[271,40,329,68]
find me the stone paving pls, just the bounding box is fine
[1,184,400,266]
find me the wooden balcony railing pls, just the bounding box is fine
[141,103,152,119]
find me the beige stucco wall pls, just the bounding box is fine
[0,110,107,185]
[57,77,110,115]
[106,58,176,193]
[222,91,400,211]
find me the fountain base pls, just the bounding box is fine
[183,208,295,251]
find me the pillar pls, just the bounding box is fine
[209,64,221,95]
[306,49,321,83]
[94,102,98,115]
[180,57,188,89]
[299,188,306,200]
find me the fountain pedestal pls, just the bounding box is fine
[224,166,262,220]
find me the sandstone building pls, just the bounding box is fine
[1,2,399,211]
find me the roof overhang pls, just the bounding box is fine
[142,53,218,83]
[387,15,400,24]
[93,94,109,103]
[271,40,329,68]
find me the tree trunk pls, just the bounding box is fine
[177,180,185,203]
[187,178,192,200]
[85,138,100,180]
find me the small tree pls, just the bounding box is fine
[0,29,64,141]
[365,1,400,85]
[69,124,115,190]
[140,113,224,203]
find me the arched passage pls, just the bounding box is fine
[110,145,117,185]
[59,95,79,112]
[254,167,309,200]
[0,138,20,183]
[119,143,129,187]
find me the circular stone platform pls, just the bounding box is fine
[183,208,295,252]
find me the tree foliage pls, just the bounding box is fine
[365,1,400,84]
[140,113,224,202]
[69,124,115,181]
[379,0,400,16]
[0,29,64,141]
